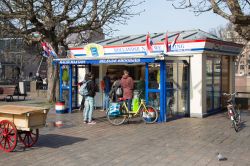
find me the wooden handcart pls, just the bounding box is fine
[0,105,48,152]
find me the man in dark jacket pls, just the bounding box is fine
[83,73,98,124]
[102,72,111,111]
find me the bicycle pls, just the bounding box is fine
[106,98,158,125]
[223,92,241,132]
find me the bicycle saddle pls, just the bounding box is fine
[118,97,126,101]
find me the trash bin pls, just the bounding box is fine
[55,101,66,114]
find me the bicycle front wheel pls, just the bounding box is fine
[106,106,127,126]
[140,106,158,124]
[234,108,241,124]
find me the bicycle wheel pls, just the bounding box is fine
[140,106,158,124]
[232,120,239,132]
[106,105,127,126]
[234,108,241,124]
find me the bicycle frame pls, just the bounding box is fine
[120,99,147,116]
[106,98,158,125]
[223,92,241,132]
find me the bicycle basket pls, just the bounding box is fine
[108,102,121,116]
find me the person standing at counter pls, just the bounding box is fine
[120,70,134,112]
[83,73,98,124]
[102,72,111,111]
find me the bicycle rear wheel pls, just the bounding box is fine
[140,106,158,124]
[106,106,127,125]
[233,108,241,132]
[232,120,239,132]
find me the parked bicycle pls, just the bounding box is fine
[223,92,241,132]
[106,98,158,125]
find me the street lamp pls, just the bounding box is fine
[0,62,2,80]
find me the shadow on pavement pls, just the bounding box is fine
[35,134,87,148]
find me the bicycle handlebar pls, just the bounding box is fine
[222,92,237,96]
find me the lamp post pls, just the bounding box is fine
[0,62,2,80]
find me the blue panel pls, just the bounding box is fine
[145,63,149,103]
[148,89,161,93]
[159,61,166,122]
[74,65,78,108]
[69,65,73,113]
[59,64,63,101]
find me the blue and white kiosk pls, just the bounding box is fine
[54,30,243,122]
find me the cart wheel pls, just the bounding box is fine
[18,129,39,147]
[0,120,17,152]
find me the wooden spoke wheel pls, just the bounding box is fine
[0,120,17,152]
[18,129,39,147]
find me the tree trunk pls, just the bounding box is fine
[47,56,59,102]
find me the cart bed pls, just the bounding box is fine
[0,105,48,131]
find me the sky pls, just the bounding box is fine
[110,0,229,37]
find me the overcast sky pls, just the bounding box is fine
[110,0,228,37]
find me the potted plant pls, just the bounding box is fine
[62,68,69,86]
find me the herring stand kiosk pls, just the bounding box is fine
[54,29,243,123]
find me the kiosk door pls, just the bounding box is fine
[166,60,189,118]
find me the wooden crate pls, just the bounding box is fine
[0,105,48,131]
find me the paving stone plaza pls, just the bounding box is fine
[0,99,250,166]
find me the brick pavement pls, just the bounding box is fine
[0,99,250,166]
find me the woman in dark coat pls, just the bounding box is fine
[120,70,134,111]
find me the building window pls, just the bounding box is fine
[206,57,222,112]
[240,65,245,70]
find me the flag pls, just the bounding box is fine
[47,43,58,58]
[41,42,58,58]
[164,32,169,54]
[41,42,50,57]
[170,33,180,49]
[146,32,153,53]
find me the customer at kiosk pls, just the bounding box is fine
[83,73,98,124]
[109,76,121,102]
[102,72,111,111]
[120,70,134,112]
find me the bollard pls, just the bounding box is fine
[55,101,66,114]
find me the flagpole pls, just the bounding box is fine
[36,57,44,75]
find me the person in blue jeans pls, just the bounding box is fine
[83,73,98,124]
[102,72,111,111]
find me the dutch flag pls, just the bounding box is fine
[170,33,180,49]
[41,42,50,57]
[164,32,169,54]
[41,42,58,58]
[146,32,153,53]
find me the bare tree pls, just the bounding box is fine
[0,0,143,102]
[167,0,250,41]
[209,23,248,73]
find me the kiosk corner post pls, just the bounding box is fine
[59,64,63,101]
[145,63,149,103]
[69,64,73,113]
[159,61,166,122]
[74,65,78,109]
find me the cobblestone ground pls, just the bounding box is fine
[0,99,250,166]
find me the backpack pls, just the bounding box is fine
[79,80,90,96]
